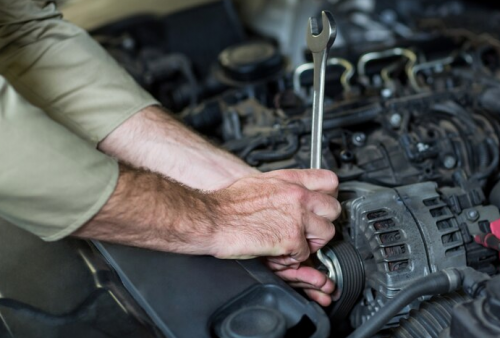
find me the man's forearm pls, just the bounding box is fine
[73,163,220,255]
[99,106,257,190]
[73,164,339,262]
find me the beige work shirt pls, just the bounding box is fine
[0,0,159,240]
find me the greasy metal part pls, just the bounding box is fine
[307,10,337,169]
[380,60,405,91]
[410,52,474,90]
[78,248,128,314]
[318,248,344,301]
[357,48,419,91]
[293,57,355,95]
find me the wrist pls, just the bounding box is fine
[200,191,235,258]
[171,188,225,256]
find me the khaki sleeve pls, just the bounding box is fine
[0,0,159,146]
[0,76,118,241]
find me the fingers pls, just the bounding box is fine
[289,235,311,263]
[270,263,335,307]
[304,289,333,307]
[274,265,335,293]
[267,169,338,196]
[306,191,341,221]
[303,213,336,253]
[266,256,300,270]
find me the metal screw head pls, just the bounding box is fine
[389,113,402,128]
[467,209,479,221]
[122,36,135,50]
[417,142,429,152]
[340,150,355,163]
[352,132,367,147]
[381,88,393,98]
[443,155,457,169]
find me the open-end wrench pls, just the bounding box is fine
[307,10,337,169]
[307,11,339,295]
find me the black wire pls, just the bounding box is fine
[0,289,108,326]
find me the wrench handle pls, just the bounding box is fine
[310,50,328,169]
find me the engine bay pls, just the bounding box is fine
[83,0,500,337]
[4,1,500,338]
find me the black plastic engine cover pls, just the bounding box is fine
[94,241,330,338]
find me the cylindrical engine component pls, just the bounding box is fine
[446,275,500,338]
[347,269,463,338]
[217,41,284,84]
[390,292,471,338]
[319,241,365,323]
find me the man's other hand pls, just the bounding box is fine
[265,259,335,307]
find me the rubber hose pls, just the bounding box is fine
[322,105,382,130]
[183,100,222,130]
[476,141,490,170]
[0,289,107,326]
[246,134,299,163]
[479,88,500,114]
[347,270,459,338]
[489,179,500,210]
[471,138,499,180]
[299,104,382,132]
[392,292,471,338]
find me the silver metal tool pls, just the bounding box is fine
[307,11,339,296]
[307,10,337,169]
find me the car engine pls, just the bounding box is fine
[86,0,500,337]
[5,1,498,338]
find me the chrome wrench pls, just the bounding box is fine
[307,10,337,169]
[306,11,338,292]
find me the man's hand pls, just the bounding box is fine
[265,260,335,307]
[209,169,340,261]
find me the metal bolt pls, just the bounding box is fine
[389,113,402,128]
[417,142,429,152]
[352,132,367,147]
[443,155,457,169]
[381,88,393,98]
[122,36,135,50]
[380,9,397,24]
[467,209,479,221]
[340,150,355,163]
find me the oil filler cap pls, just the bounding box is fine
[219,306,286,338]
[217,41,284,84]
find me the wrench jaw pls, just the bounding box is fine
[306,11,338,53]
[308,17,320,36]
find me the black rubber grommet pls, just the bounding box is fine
[220,306,286,338]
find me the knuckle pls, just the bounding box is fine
[289,225,304,241]
[332,198,342,218]
[311,275,323,287]
[277,169,297,181]
[301,246,311,260]
[327,223,336,240]
[276,246,289,257]
[287,185,307,203]
[328,171,339,188]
